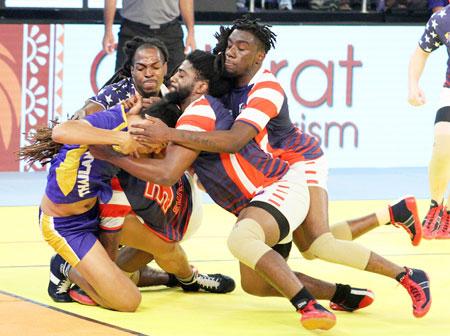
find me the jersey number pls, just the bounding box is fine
[144,182,174,214]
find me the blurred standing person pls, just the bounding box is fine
[408,4,450,239]
[102,0,196,75]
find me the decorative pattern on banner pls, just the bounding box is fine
[19,24,63,172]
[0,25,24,172]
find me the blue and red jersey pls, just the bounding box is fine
[419,5,450,87]
[177,95,289,216]
[222,68,323,164]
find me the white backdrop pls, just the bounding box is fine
[61,24,445,168]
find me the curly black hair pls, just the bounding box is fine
[213,14,277,56]
[102,36,169,88]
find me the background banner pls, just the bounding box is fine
[0,23,444,171]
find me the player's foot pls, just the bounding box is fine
[389,196,422,246]
[330,287,374,312]
[69,285,97,306]
[396,267,431,318]
[298,299,336,330]
[422,200,444,239]
[48,254,72,302]
[180,269,236,294]
[435,209,450,239]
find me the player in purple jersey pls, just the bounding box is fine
[408,5,450,239]
[20,97,234,311]
[131,16,431,318]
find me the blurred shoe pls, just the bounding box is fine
[396,267,431,318]
[299,299,336,330]
[330,287,374,312]
[389,196,422,246]
[180,269,236,294]
[422,200,444,239]
[48,254,72,303]
[339,3,352,10]
[69,285,97,306]
[435,209,450,239]
[236,0,248,12]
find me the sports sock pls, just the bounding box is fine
[290,287,315,311]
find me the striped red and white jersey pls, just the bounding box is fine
[177,95,289,216]
[223,68,323,165]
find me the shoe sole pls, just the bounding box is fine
[301,316,336,330]
[405,197,422,246]
[69,289,97,306]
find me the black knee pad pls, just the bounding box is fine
[272,242,292,259]
[248,200,290,242]
[435,106,450,124]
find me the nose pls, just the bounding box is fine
[144,67,154,77]
[226,45,236,59]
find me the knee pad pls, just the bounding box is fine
[435,106,450,124]
[330,221,353,240]
[227,218,271,270]
[300,249,316,260]
[304,232,371,270]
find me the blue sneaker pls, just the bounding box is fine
[48,254,73,302]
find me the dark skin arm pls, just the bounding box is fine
[130,117,257,153]
[89,142,199,186]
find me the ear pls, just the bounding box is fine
[195,80,209,95]
[255,51,265,65]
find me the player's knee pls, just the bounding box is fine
[227,218,271,270]
[113,289,141,312]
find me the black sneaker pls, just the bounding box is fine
[180,270,235,294]
[196,273,236,293]
[330,286,374,312]
[48,254,73,302]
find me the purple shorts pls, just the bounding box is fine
[39,205,99,266]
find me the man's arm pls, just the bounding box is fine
[52,120,127,146]
[90,143,200,186]
[131,119,257,153]
[72,100,106,119]
[103,0,117,54]
[408,46,430,106]
[179,0,196,53]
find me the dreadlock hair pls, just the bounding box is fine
[213,15,277,56]
[140,91,184,128]
[102,36,169,88]
[17,120,62,166]
[186,50,233,98]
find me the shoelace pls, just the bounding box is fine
[197,275,220,289]
[57,278,71,294]
[425,206,441,229]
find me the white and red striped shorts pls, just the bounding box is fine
[290,155,328,191]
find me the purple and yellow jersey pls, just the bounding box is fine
[419,5,450,87]
[177,95,289,216]
[45,104,127,204]
[117,172,193,242]
[222,68,323,165]
[89,78,135,109]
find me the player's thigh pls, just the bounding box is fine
[75,240,140,305]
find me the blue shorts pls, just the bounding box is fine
[39,205,99,267]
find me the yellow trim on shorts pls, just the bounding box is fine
[40,212,80,267]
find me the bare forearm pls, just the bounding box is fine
[104,0,117,33]
[52,121,124,145]
[179,0,195,32]
[108,156,176,185]
[167,128,246,153]
[408,47,429,89]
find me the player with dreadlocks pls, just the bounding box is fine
[19,90,237,311]
[74,36,170,120]
[130,15,431,319]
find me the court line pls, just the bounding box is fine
[0,289,148,336]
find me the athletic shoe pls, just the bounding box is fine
[389,196,422,246]
[330,287,374,312]
[298,299,336,330]
[48,254,73,303]
[69,285,97,306]
[181,271,236,294]
[435,210,450,239]
[396,267,431,318]
[422,200,444,239]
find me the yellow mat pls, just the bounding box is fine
[0,201,449,335]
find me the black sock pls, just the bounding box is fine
[167,273,180,287]
[290,287,314,311]
[331,283,351,303]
